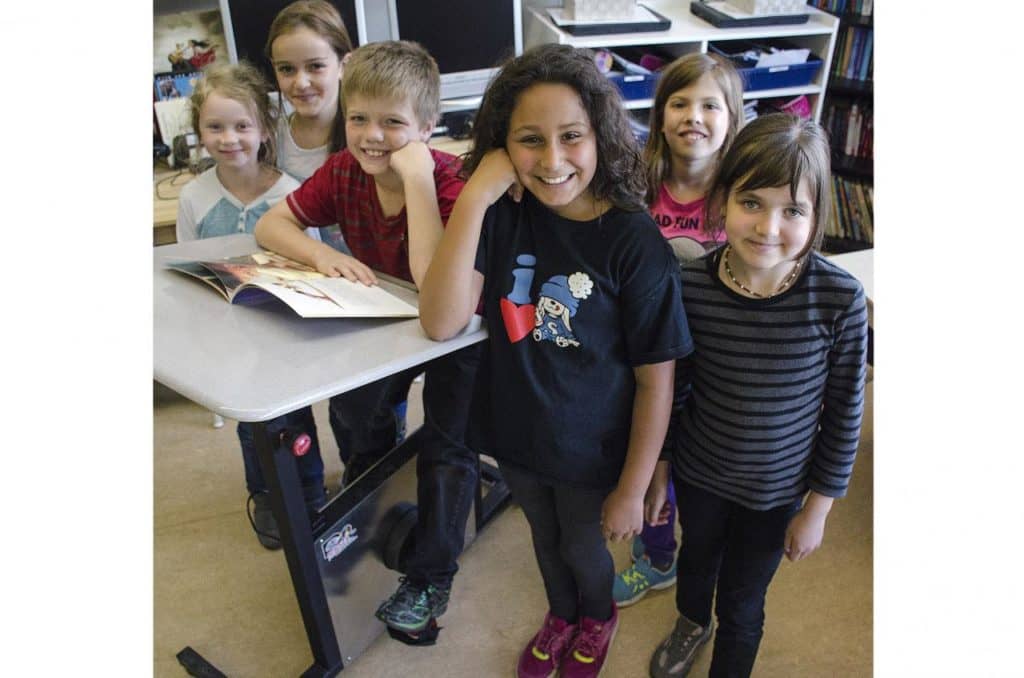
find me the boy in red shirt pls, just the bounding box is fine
[255,40,480,635]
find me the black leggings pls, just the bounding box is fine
[500,463,614,622]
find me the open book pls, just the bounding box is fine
[166,251,419,319]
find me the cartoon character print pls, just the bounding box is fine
[532,273,592,348]
[498,254,593,350]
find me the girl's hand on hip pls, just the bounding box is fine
[601,487,643,543]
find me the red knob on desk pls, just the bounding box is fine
[291,433,312,457]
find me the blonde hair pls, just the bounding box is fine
[265,0,353,153]
[705,113,832,257]
[341,41,441,130]
[643,53,744,205]
[189,61,278,165]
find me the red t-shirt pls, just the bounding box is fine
[286,148,464,283]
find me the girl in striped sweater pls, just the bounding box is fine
[648,113,869,678]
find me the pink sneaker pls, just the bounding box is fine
[516,611,577,678]
[559,605,619,677]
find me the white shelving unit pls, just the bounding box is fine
[523,1,839,122]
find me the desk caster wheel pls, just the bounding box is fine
[379,501,418,572]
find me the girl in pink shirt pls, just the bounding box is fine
[613,52,745,607]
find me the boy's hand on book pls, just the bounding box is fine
[311,247,378,285]
[469,149,522,205]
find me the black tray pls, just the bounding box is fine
[547,3,671,36]
[690,1,809,28]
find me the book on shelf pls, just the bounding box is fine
[858,29,873,81]
[828,176,873,246]
[845,27,863,80]
[166,250,420,319]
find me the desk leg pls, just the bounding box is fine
[254,422,344,677]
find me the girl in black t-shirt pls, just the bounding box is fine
[419,43,693,678]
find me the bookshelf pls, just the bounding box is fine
[808,0,874,253]
[523,1,841,123]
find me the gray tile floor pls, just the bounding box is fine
[154,381,872,677]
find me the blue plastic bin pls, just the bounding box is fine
[709,41,822,91]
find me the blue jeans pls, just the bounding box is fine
[237,405,326,501]
[329,343,483,590]
[673,477,800,678]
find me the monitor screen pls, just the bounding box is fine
[219,0,363,84]
[388,0,522,103]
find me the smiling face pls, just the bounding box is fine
[343,93,432,180]
[270,27,343,124]
[661,72,730,166]
[723,177,814,283]
[505,82,599,221]
[197,92,266,170]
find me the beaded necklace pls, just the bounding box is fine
[722,245,803,299]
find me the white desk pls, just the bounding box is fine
[829,248,874,365]
[154,234,484,421]
[828,249,873,302]
[154,234,487,676]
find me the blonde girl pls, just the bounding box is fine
[175,60,326,550]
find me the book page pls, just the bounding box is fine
[305,277,419,318]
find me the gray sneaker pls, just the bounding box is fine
[649,615,713,678]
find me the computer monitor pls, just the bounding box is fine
[219,0,366,84]
[387,0,522,106]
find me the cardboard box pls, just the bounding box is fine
[728,0,807,16]
[564,0,637,21]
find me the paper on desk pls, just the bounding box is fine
[154,98,192,146]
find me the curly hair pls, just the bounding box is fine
[461,43,647,212]
[189,60,278,166]
[642,52,744,205]
[265,0,353,153]
[704,113,833,257]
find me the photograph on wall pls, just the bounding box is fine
[154,10,227,74]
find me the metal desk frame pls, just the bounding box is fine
[154,235,490,676]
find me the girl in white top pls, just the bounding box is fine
[176,60,327,550]
[264,0,353,251]
[176,61,301,242]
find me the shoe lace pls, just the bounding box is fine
[622,561,651,591]
[571,622,604,660]
[534,619,572,658]
[391,577,422,608]
[670,618,704,653]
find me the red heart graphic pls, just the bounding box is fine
[500,298,536,343]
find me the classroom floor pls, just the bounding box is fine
[154,380,872,678]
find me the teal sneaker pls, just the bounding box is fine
[630,534,646,563]
[612,555,676,607]
[375,577,450,633]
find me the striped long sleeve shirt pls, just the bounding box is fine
[669,248,868,511]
